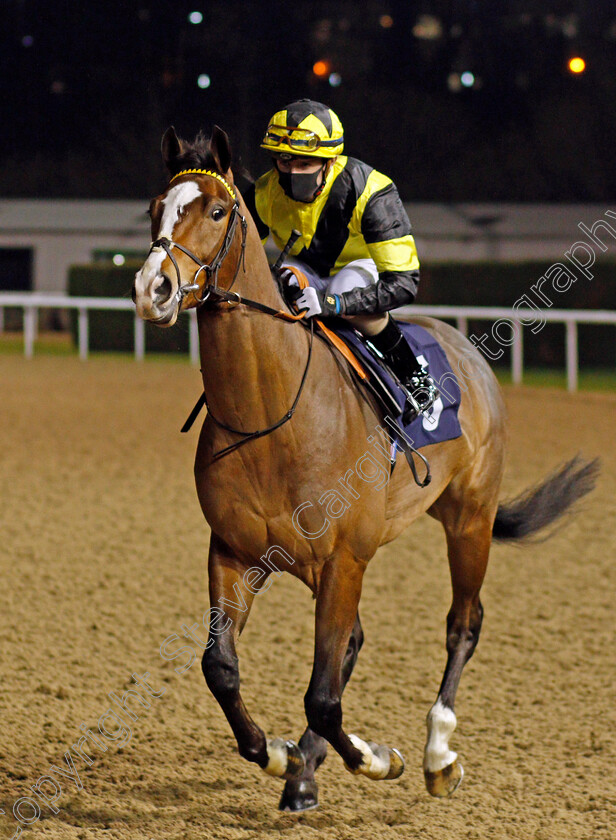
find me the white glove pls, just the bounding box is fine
[295,287,341,318]
[295,286,323,317]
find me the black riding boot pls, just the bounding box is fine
[368,316,438,424]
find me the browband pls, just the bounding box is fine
[169,169,236,200]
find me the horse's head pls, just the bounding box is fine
[134,125,244,326]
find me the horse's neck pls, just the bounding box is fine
[197,222,309,426]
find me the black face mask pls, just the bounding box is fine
[277,166,325,203]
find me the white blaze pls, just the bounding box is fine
[159,181,202,239]
[135,181,203,299]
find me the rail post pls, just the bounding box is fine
[134,314,145,361]
[512,319,523,385]
[78,308,89,360]
[566,320,578,393]
[24,306,36,359]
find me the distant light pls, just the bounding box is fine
[562,14,579,39]
[112,254,126,266]
[197,74,211,89]
[21,35,34,47]
[50,80,65,95]
[328,72,342,87]
[312,60,331,78]
[379,15,394,29]
[188,11,203,24]
[568,56,586,74]
[460,71,475,87]
[412,14,443,40]
[447,73,462,92]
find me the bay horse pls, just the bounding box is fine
[133,125,598,812]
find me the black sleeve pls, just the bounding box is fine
[360,182,413,245]
[338,269,420,315]
[241,183,270,240]
[339,179,418,314]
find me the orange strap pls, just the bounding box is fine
[282,266,369,381]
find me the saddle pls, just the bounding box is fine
[276,268,463,487]
[180,269,462,487]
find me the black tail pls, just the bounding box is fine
[492,455,600,543]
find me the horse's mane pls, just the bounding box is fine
[167,131,253,188]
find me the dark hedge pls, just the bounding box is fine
[68,263,189,353]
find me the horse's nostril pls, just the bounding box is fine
[154,275,173,303]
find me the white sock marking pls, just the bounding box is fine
[264,738,288,777]
[424,699,458,773]
[348,734,391,780]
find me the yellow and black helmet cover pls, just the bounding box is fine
[261,99,344,159]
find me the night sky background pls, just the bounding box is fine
[3,0,616,201]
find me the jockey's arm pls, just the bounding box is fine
[339,267,419,315]
[339,179,420,315]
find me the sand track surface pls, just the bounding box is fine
[0,356,614,839]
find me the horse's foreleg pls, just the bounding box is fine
[202,533,305,780]
[279,614,364,812]
[304,554,405,782]
[424,515,492,797]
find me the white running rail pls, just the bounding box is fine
[0,293,200,366]
[0,293,615,392]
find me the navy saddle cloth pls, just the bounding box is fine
[332,321,462,450]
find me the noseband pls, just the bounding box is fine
[148,172,248,308]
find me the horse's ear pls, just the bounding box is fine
[210,125,232,176]
[161,126,183,171]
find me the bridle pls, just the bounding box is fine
[145,169,430,482]
[147,169,309,320]
[148,175,248,309]
[148,168,313,461]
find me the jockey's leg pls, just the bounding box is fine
[364,315,439,423]
[280,258,437,422]
[327,260,438,423]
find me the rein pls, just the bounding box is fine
[151,170,430,483]
[202,319,314,461]
[151,169,312,459]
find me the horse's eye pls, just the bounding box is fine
[212,208,225,222]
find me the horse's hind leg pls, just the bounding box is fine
[424,491,495,797]
[279,614,364,812]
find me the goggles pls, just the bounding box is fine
[261,125,343,152]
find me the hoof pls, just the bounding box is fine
[424,759,464,797]
[345,735,405,780]
[264,739,305,780]
[385,747,405,780]
[279,779,319,812]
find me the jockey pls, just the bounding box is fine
[243,98,437,422]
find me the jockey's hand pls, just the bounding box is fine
[295,287,342,318]
[279,269,303,305]
[279,268,299,288]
